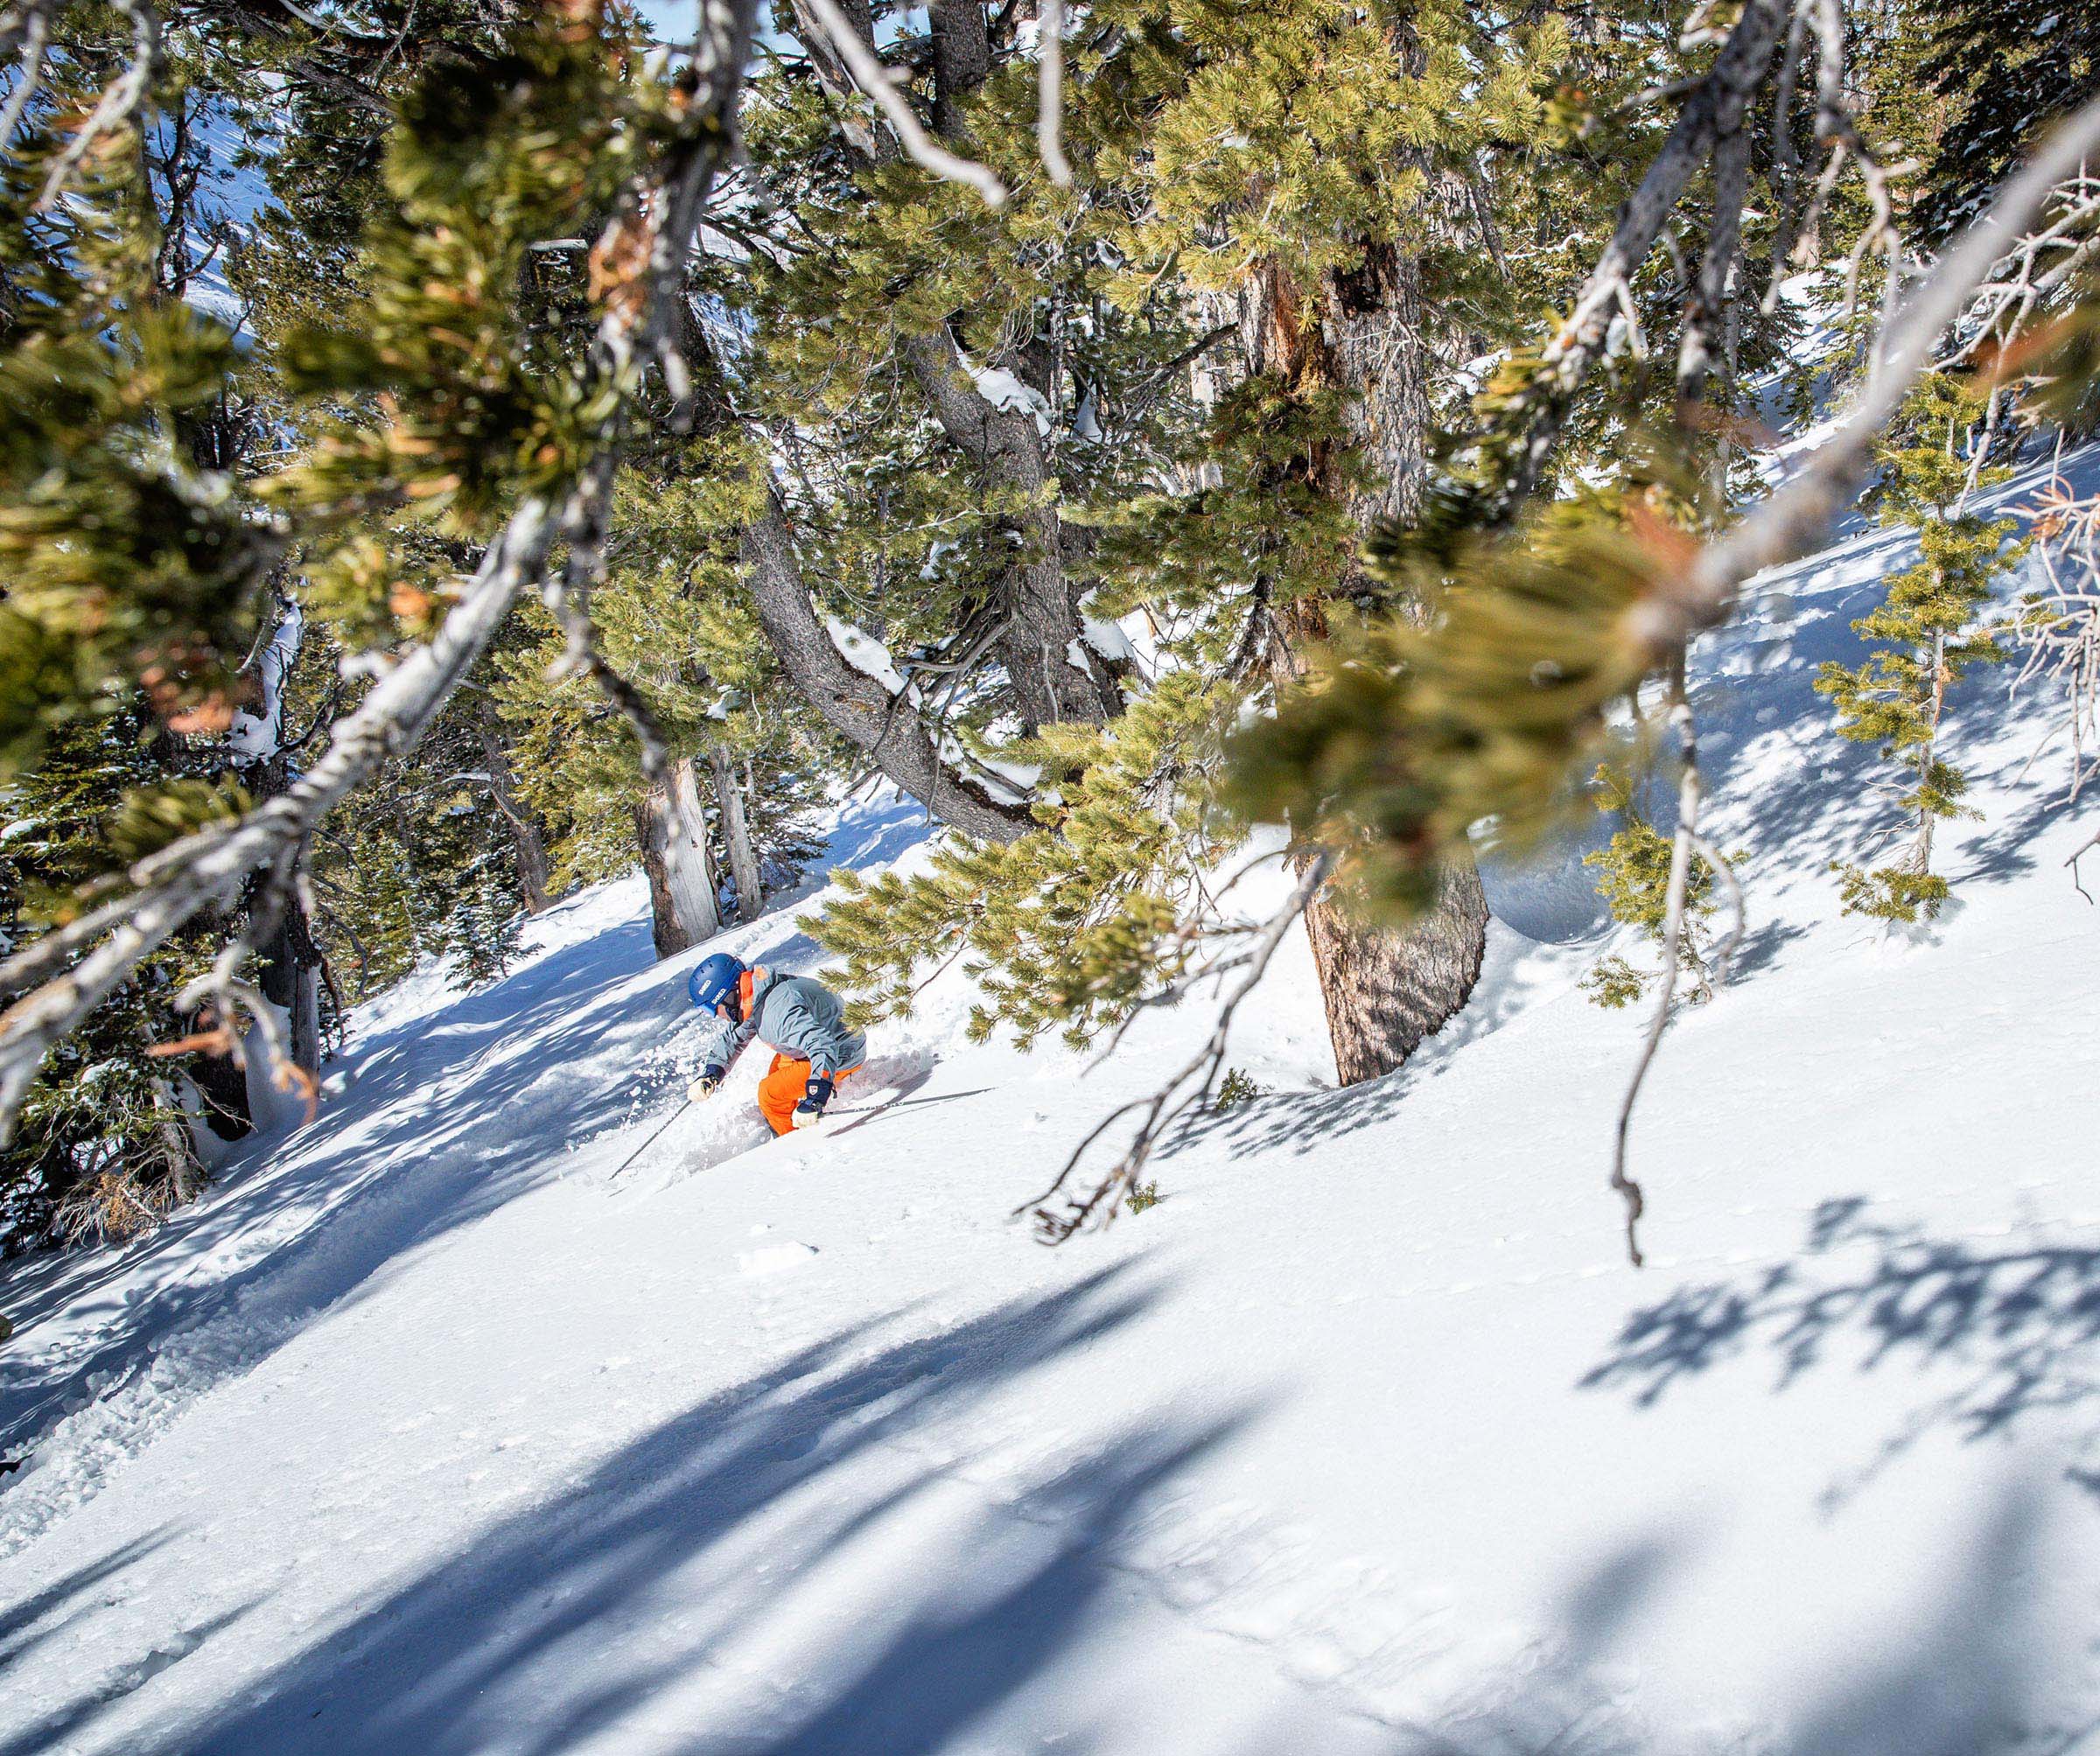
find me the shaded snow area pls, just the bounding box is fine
[9,459,2100,1755]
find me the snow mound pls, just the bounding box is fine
[738,1241,820,1276]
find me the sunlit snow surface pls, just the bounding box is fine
[4,453,2100,1753]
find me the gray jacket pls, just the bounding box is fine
[694,969,867,1078]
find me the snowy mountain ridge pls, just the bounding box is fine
[3,446,2100,1753]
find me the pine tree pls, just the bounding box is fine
[0,11,344,1244]
[1579,764,1721,1010]
[0,709,242,1247]
[1814,377,2028,922]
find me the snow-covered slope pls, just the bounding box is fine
[5,452,2100,1755]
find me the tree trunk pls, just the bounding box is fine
[927,0,990,136]
[638,756,721,957]
[1245,250,1489,1087]
[788,0,1113,734]
[476,697,552,913]
[278,888,324,1075]
[710,744,765,922]
[894,328,1111,731]
[680,318,1036,844]
[288,954,321,1077]
[1300,861,1488,1085]
[739,480,1036,842]
[188,1033,253,1140]
[202,755,328,1139]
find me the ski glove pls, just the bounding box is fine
[790,1074,834,1130]
[690,1065,726,1102]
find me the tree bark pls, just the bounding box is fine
[710,743,765,922]
[679,320,1035,845]
[1244,251,1489,1087]
[187,1030,253,1140]
[1300,857,1487,1084]
[739,479,1035,843]
[786,0,1112,733]
[927,0,990,136]
[476,697,552,913]
[894,329,1114,730]
[255,884,323,1074]
[638,757,721,957]
[199,753,328,1139]
[286,900,322,1075]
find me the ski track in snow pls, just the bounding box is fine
[4,457,2100,1751]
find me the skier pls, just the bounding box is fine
[685,952,868,1134]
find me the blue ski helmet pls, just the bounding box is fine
[689,951,747,1013]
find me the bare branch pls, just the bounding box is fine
[0,0,762,1134]
[1036,0,1072,188]
[1016,851,1333,1243]
[1759,0,1810,311]
[34,0,160,212]
[0,500,556,1125]
[795,0,1008,206]
[1632,95,2100,662]
[1488,0,1791,510]
[0,1,52,149]
[1684,827,1745,986]
[1608,694,1703,1270]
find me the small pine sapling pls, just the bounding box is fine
[1814,377,2028,922]
[1124,1181,1160,1214]
[1213,1067,1266,1112]
[1580,764,1722,1009]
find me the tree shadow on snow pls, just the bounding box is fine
[1679,449,2100,903]
[1582,1197,2100,1510]
[0,801,927,1477]
[0,1528,177,1674]
[1215,1475,2092,1756]
[0,906,682,1472]
[1161,922,1577,1165]
[144,1264,1268,1756]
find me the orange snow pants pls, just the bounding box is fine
[758,1053,860,1136]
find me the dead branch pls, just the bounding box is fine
[1491,0,1792,511]
[1036,0,1072,188]
[1016,850,1333,1243]
[794,0,1008,206]
[0,1,52,149]
[1608,692,1704,1270]
[33,0,160,212]
[1631,95,2100,664]
[1684,827,1746,985]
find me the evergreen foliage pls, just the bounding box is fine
[4,0,2100,1253]
[0,2,659,1244]
[808,672,1240,1048]
[1579,764,1720,1010]
[0,709,228,1244]
[1228,485,1681,920]
[1815,378,2027,922]
[1915,0,2100,243]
